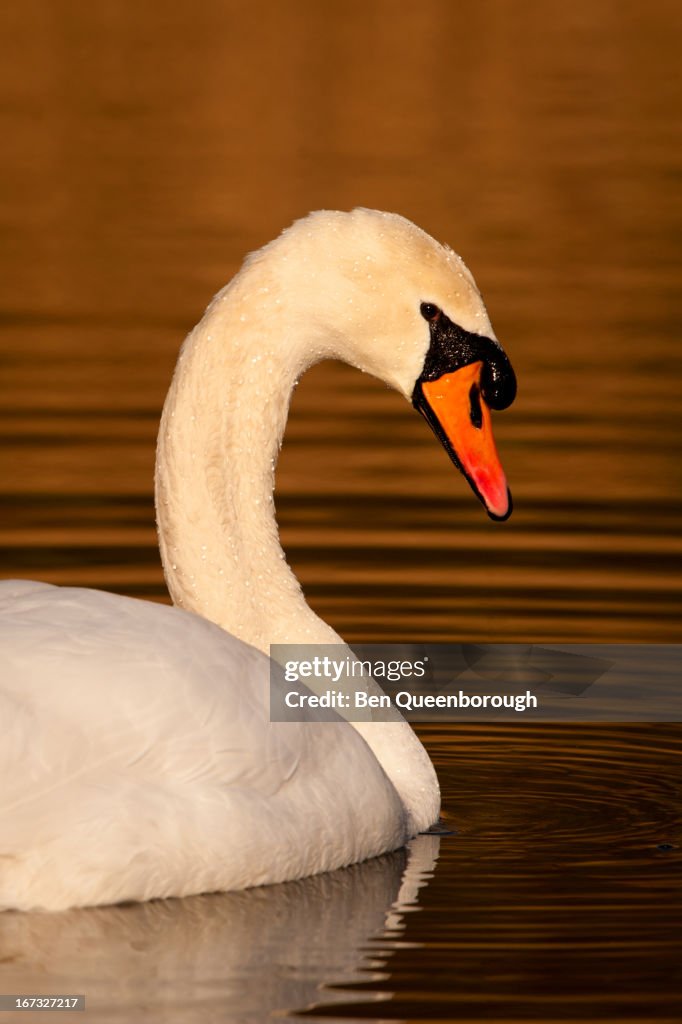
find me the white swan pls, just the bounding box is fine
[0,209,515,911]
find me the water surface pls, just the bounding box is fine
[0,1,680,1020]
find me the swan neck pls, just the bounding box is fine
[154,252,441,835]
[155,291,334,651]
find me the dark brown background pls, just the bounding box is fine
[0,2,680,1021]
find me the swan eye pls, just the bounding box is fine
[420,302,442,323]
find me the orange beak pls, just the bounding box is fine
[417,361,512,521]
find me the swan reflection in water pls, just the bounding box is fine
[0,834,440,1022]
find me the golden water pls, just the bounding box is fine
[0,1,680,1021]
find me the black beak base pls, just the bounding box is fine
[414,312,517,411]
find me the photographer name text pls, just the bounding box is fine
[284,689,537,713]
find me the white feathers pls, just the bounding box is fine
[0,585,404,910]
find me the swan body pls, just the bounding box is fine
[0,209,515,911]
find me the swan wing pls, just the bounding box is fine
[0,583,298,806]
[0,582,405,909]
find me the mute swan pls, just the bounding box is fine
[0,209,515,911]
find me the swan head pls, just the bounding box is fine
[245,207,517,520]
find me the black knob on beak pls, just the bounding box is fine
[481,346,516,411]
[415,309,517,412]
